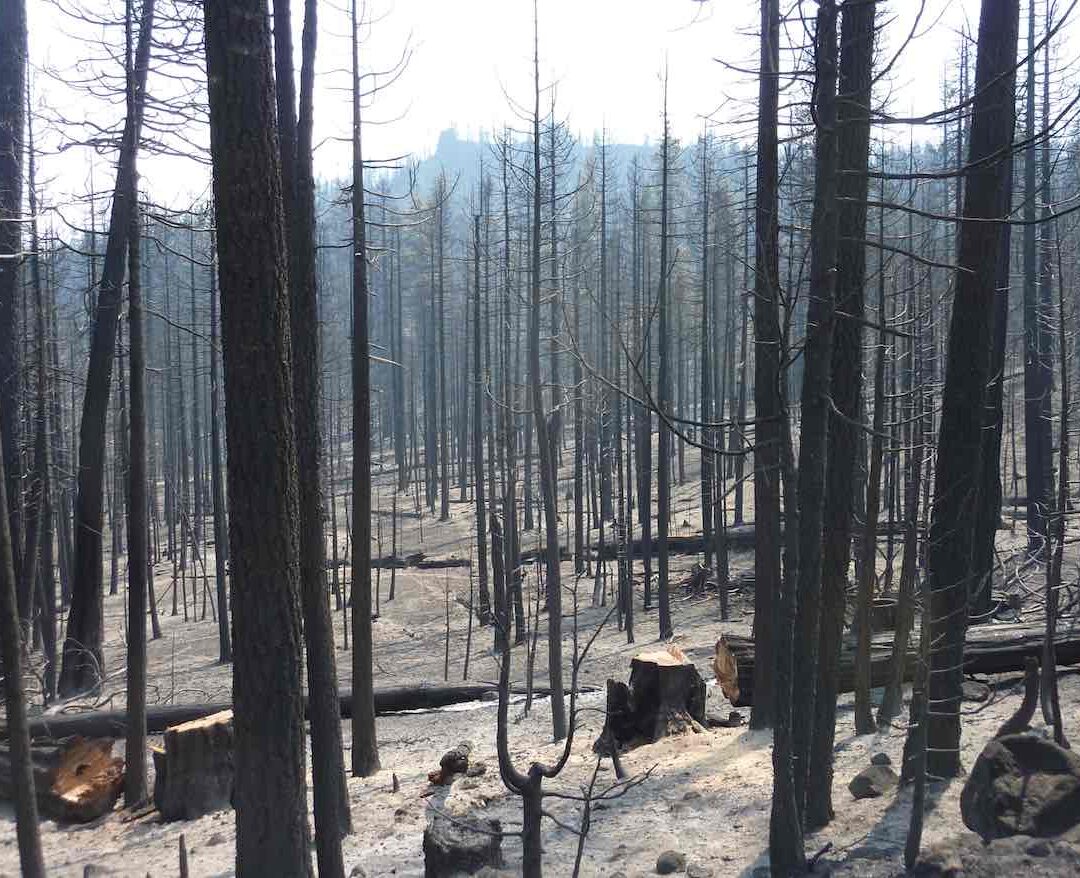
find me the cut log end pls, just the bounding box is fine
[154,709,234,821]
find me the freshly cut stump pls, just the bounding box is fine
[423,812,502,876]
[595,649,707,752]
[153,709,234,820]
[0,736,123,823]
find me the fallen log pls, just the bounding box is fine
[724,623,1080,708]
[0,736,124,823]
[21,682,594,741]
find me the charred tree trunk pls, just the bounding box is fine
[808,0,875,829]
[202,0,311,871]
[921,0,1020,780]
[750,0,782,733]
[349,0,380,778]
[273,0,351,863]
[61,0,155,697]
[791,0,840,823]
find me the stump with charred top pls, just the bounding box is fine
[595,649,707,753]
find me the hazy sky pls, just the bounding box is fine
[25,0,1006,210]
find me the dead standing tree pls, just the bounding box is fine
[916,0,1020,785]
[202,0,311,871]
[60,0,156,697]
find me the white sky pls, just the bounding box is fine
[24,0,1007,211]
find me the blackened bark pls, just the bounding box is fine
[202,0,311,872]
[124,170,148,807]
[750,0,782,733]
[808,0,875,829]
[273,0,351,861]
[60,0,155,697]
[349,0,380,778]
[656,80,674,642]
[208,239,230,663]
[530,11,567,741]
[0,0,26,596]
[923,0,1019,779]
[0,428,45,877]
[472,215,491,625]
[791,0,839,822]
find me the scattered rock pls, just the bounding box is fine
[687,863,714,878]
[911,833,1080,877]
[870,752,892,767]
[960,733,1080,841]
[963,680,991,703]
[706,710,743,729]
[681,790,702,801]
[422,812,502,877]
[848,764,898,799]
[656,849,688,874]
[466,761,487,778]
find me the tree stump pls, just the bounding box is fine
[153,709,234,820]
[594,649,707,752]
[0,736,123,823]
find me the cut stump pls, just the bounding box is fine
[595,649,707,753]
[0,736,123,823]
[153,709,234,820]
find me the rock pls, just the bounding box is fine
[656,849,688,874]
[687,864,714,878]
[910,833,1080,877]
[870,752,892,767]
[963,680,991,703]
[349,868,368,878]
[466,761,487,778]
[706,710,743,729]
[682,790,702,801]
[848,764,898,799]
[960,733,1080,841]
[206,833,226,847]
[422,812,502,877]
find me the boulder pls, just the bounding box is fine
[849,764,898,799]
[656,849,688,874]
[423,812,502,877]
[960,733,1080,841]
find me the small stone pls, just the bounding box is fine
[206,833,226,847]
[870,752,892,767]
[349,868,368,878]
[656,849,688,874]
[1026,839,1051,857]
[848,764,898,799]
[962,680,991,703]
[466,761,488,778]
[687,864,714,878]
[682,790,702,800]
